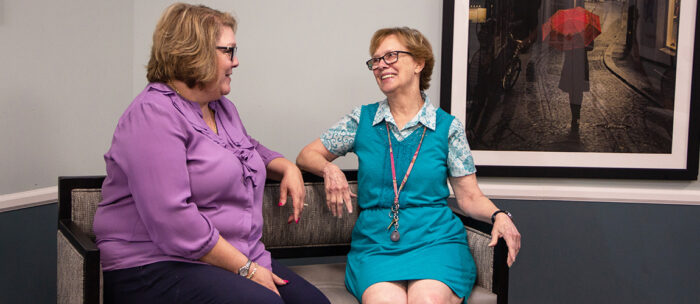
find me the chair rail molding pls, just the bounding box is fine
[3,179,700,213]
[0,186,58,213]
[477,181,700,205]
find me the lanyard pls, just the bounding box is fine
[385,121,427,242]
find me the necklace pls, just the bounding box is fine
[385,121,427,242]
[168,81,181,95]
[168,81,218,134]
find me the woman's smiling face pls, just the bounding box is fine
[207,26,239,98]
[371,35,423,97]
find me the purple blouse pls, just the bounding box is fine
[94,83,282,271]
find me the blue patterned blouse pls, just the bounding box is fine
[320,94,476,177]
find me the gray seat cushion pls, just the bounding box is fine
[288,263,496,304]
[289,263,357,304]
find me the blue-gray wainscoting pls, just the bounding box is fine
[1,200,699,303]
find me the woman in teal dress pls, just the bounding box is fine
[296,27,521,303]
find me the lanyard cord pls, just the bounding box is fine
[385,121,427,241]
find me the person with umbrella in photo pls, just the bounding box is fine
[543,0,601,137]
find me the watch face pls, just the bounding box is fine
[239,260,252,276]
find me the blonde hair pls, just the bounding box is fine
[146,3,237,88]
[369,27,434,91]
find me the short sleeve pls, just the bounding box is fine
[447,118,477,176]
[320,106,362,156]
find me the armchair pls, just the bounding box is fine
[57,172,508,304]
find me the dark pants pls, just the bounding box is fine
[103,259,330,304]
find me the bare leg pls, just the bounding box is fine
[407,279,462,304]
[362,281,408,304]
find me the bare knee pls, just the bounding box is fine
[408,292,447,304]
[362,282,407,304]
[407,280,461,304]
[409,294,462,304]
[364,294,406,304]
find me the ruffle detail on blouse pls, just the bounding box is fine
[162,85,259,188]
[230,144,258,187]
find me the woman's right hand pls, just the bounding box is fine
[322,162,355,218]
[250,263,287,296]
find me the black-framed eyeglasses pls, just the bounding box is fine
[216,46,237,61]
[366,51,412,70]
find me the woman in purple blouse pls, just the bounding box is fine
[93,3,329,304]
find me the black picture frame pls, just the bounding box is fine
[440,0,699,180]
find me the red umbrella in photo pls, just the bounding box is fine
[542,7,601,51]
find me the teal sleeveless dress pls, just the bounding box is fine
[345,102,476,301]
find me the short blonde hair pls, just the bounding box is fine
[146,3,237,88]
[369,27,434,91]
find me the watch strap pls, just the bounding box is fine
[238,259,252,277]
[491,210,512,223]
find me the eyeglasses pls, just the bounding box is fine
[366,51,412,70]
[216,46,237,61]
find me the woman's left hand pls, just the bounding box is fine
[488,214,521,267]
[449,175,522,267]
[278,165,306,224]
[250,263,287,295]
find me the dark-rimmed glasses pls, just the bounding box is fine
[216,46,237,61]
[366,51,412,70]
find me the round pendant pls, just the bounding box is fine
[390,230,400,242]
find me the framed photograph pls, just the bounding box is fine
[440,0,699,179]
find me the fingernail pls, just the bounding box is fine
[278,202,284,206]
[287,218,293,224]
[284,280,289,284]
[295,218,299,223]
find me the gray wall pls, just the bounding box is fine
[2,200,699,304]
[0,0,134,193]
[0,0,443,194]
[2,0,699,197]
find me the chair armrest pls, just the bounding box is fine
[450,207,509,304]
[59,220,98,254]
[57,219,100,303]
[492,238,509,304]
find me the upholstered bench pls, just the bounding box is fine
[57,172,508,304]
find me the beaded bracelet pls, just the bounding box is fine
[246,262,258,279]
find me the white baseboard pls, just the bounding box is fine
[479,182,700,205]
[0,187,58,213]
[2,180,699,214]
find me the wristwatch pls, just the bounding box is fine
[491,210,512,223]
[238,259,253,277]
